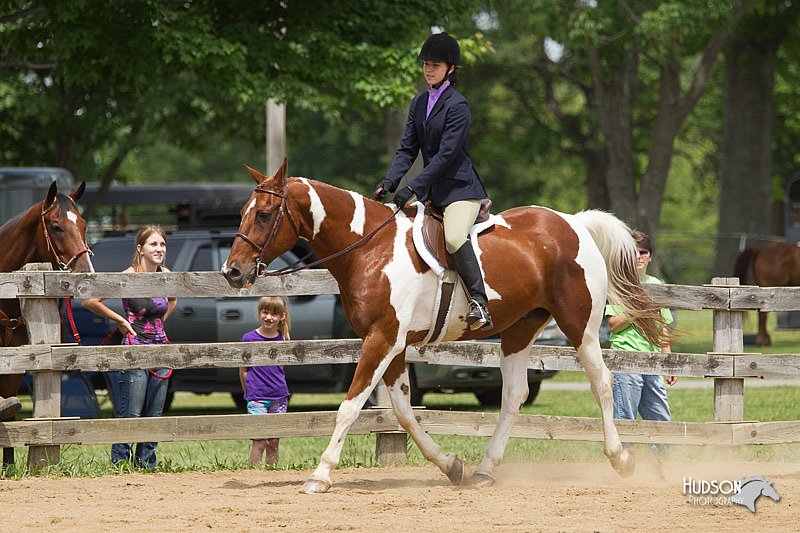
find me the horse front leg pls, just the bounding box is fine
[383,356,468,485]
[471,350,530,488]
[301,333,400,494]
[577,340,634,477]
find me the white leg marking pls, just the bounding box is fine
[475,350,530,477]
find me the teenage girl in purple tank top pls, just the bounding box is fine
[83,225,177,468]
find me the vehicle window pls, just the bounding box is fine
[190,245,213,271]
[217,244,290,270]
[90,236,187,272]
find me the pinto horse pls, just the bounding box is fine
[0,181,94,408]
[223,161,664,493]
[734,242,800,346]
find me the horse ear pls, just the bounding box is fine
[45,181,58,207]
[69,181,86,202]
[244,164,267,185]
[273,157,288,189]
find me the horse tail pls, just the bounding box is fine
[734,247,759,285]
[573,210,665,346]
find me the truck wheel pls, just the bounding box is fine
[231,392,246,410]
[475,380,542,407]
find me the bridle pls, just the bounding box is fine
[234,185,301,277]
[41,200,93,272]
[233,183,400,277]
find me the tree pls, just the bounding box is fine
[714,1,800,276]
[0,0,480,213]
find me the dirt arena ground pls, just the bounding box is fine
[1,460,797,532]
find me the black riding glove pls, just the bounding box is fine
[373,179,395,201]
[392,185,415,207]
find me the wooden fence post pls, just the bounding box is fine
[373,380,408,465]
[711,277,744,423]
[20,263,62,467]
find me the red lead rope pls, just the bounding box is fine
[64,298,172,379]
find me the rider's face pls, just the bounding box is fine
[423,60,451,86]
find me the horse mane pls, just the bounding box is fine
[575,210,666,346]
[734,247,759,284]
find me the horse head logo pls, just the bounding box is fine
[730,476,781,513]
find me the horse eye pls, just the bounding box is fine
[256,211,272,225]
[51,223,64,233]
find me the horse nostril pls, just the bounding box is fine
[226,266,242,281]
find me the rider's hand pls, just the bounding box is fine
[373,179,395,201]
[393,185,415,207]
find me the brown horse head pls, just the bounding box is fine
[223,159,298,287]
[0,180,94,274]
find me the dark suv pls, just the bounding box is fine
[71,229,558,409]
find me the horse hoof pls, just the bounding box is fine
[445,454,466,486]
[301,477,331,494]
[611,449,636,478]
[470,472,496,488]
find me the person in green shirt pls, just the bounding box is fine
[605,230,676,459]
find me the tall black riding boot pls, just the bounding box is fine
[451,241,493,330]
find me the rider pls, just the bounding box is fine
[374,32,492,330]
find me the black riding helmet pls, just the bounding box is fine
[418,32,460,66]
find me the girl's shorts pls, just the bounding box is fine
[246,396,289,415]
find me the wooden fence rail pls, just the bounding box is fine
[1,266,799,469]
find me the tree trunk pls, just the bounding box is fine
[714,37,776,277]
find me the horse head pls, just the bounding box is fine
[39,181,94,273]
[222,158,299,288]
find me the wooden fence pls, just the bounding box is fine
[1,264,799,469]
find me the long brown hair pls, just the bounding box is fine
[131,225,167,271]
[257,296,291,340]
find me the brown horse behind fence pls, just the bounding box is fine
[734,242,800,346]
[223,160,666,493]
[0,181,94,415]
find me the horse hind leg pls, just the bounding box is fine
[756,310,771,347]
[383,357,468,485]
[471,314,550,487]
[567,321,634,477]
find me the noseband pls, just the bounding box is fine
[234,186,300,276]
[41,201,93,271]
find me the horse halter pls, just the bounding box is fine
[234,185,300,276]
[41,200,93,271]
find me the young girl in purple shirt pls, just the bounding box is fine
[239,296,291,466]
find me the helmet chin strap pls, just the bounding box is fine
[430,64,454,89]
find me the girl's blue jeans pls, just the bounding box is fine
[612,372,671,457]
[107,369,170,468]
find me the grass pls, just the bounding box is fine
[2,310,798,478]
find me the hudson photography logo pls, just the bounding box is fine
[682,475,781,513]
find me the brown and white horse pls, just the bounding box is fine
[223,161,664,493]
[734,242,800,346]
[0,181,94,405]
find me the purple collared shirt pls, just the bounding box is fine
[426,80,450,119]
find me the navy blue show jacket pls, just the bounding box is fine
[385,85,487,207]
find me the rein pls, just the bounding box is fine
[41,200,93,271]
[234,185,401,277]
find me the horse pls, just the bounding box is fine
[0,181,94,416]
[734,242,800,346]
[222,160,664,493]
